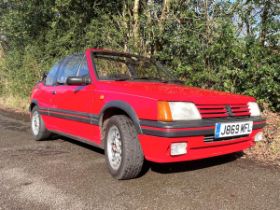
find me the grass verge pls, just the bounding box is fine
[0,95,29,113]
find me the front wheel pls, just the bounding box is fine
[31,106,51,141]
[104,115,144,180]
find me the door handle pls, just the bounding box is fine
[52,90,56,95]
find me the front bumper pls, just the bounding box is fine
[138,117,266,163]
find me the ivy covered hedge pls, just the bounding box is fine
[0,0,279,111]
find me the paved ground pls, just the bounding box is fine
[0,110,279,210]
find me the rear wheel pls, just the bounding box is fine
[104,115,144,180]
[31,106,51,141]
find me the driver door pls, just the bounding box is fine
[51,54,100,142]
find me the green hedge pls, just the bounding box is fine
[0,0,279,111]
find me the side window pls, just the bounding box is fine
[56,56,82,84]
[45,63,59,86]
[77,56,90,77]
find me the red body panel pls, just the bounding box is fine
[139,129,260,163]
[30,48,265,163]
[52,85,100,142]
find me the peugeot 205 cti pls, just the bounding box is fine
[30,48,266,179]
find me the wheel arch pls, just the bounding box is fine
[29,99,39,112]
[99,100,142,134]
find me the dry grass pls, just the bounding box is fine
[245,104,280,166]
[0,95,29,113]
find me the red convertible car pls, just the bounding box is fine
[30,48,266,179]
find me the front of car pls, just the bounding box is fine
[92,50,266,163]
[138,94,265,163]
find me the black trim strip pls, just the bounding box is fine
[140,116,266,129]
[40,107,98,119]
[141,119,266,138]
[142,128,214,138]
[142,124,265,138]
[253,123,266,130]
[39,108,99,125]
[39,107,266,138]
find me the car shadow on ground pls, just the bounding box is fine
[50,135,244,176]
[147,153,243,174]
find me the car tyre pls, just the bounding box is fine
[104,115,144,180]
[31,106,51,141]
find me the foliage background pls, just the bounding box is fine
[0,0,279,111]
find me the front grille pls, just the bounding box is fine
[204,135,249,143]
[197,104,250,119]
[230,104,250,117]
[197,104,228,118]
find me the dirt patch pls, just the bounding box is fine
[0,106,29,122]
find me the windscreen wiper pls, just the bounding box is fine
[133,77,184,84]
[163,79,184,84]
[113,78,131,81]
[132,77,165,81]
[113,77,184,84]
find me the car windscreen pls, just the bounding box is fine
[92,53,177,82]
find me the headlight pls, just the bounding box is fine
[157,101,201,121]
[248,102,261,116]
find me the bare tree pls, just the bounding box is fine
[159,0,171,30]
[132,0,140,43]
[259,0,271,46]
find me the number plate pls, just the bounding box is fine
[215,121,253,138]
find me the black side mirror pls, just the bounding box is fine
[66,76,91,86]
